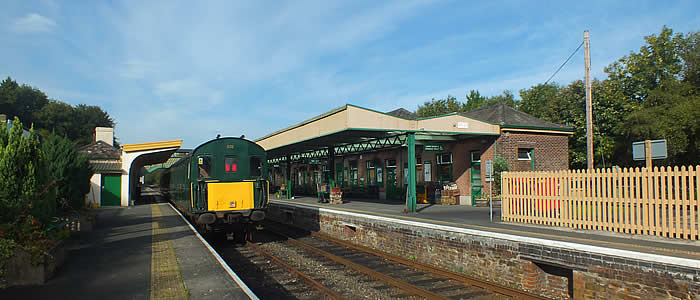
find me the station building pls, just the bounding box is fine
[256,104,572,205]
[80,127,181,207]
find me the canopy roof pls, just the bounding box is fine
[255,104,500,159]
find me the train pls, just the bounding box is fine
[161,137,269,241]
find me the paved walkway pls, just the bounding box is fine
[1,198,253,300]
[272,196,700,261]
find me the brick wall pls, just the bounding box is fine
[269,203,700,300]
[269,131,569,197]
[496,131,569,172]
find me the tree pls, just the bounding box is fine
[0,77,49,127]
[416,95,462,117]
[463,90,487,111]
[42,133,93,211]
[72,104,114,146]
[0,77,20,118]
[486,90,518,108]
[607,26,699,166]
[0,118,55,224]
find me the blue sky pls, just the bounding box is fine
[1,1,698,148]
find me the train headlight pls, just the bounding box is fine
[229,201,236,208]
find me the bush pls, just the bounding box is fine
[493,155,509,194]
[41,133,93,211]
[0,117,55,224]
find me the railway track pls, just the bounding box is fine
[210,221,547,300]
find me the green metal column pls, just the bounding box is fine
[328,147,336,187]
[286,155,292,199]
[407,133,417,212]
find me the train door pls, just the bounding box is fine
[195,155,212,211]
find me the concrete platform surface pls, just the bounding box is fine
[0,201,254,300]
[272,196,700,261]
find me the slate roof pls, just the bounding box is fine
[89,160,123,172]
[460,104,572,131]
[79,141,121,159]
[386,108,418,119]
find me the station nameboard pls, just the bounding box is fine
[423,144,444,152]
[632,139,667,160]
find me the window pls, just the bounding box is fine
[437,153,452,165]
[198,156,212,178]
[471,151,481,163]
[518,148,533,160]
[250,156,262,176]
[366,161,376,185]
[225,157,238,172]
[385,159,397,168]
[349,160,358,185]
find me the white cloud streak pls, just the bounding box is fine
[11,13,56,33]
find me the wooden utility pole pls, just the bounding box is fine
[584,30,593,170]
[644,140,652,169]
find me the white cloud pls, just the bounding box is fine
[11,13,56,33]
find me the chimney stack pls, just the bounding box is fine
[95,127,114,146]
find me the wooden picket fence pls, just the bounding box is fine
[501,165,699,240]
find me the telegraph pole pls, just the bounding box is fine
[584,30,593,170]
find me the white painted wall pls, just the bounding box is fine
[95,127,114,146]
[85,173,102,207]
[120,147,180,206]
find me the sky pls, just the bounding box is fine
[1,1,699,148]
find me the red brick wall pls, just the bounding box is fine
[496,131,569,172]
[269,131,569,197]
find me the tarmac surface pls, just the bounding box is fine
[272,195,700,261]
[1,192,253,300]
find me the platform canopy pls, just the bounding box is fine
[120,139,182,206]
[256,104,500,160]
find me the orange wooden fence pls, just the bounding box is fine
[501,166,699,240]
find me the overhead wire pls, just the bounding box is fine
[543,41,585,85]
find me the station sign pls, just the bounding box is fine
[423,144,444,152]
[632,139,667,160]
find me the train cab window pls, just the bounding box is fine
[198,156,212,178]
[225,157,238,172]
[250,156,262,177]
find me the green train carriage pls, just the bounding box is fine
[162,137,269,238]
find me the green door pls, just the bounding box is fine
[386,165,399,200]
[101,174,121,206]
[470,151,482,203]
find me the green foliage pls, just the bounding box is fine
[33,101,114,146]
[493,155,509,193]
[144,168,165,186]
[416,95,462,117]
[0,118,55,224]
[42,133,94,211]
[0,236,18,287]
[0,76,115,146]
[416,90,517,118]
[0,78,49,127]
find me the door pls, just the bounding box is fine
[470,151,483,202]
[385,164,399,200]
[101,174,121,206]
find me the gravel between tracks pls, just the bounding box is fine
[258,240,400,299]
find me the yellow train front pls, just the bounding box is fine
[162,137,269,240]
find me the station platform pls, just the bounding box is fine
[0,196,255,300]
[272,196,700,261]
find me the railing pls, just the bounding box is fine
[501,166,699,240]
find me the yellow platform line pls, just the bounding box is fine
[151,204,188,300]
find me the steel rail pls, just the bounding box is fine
[273,232,450,300]
[245,241,346,300]
[311,231,549,300]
